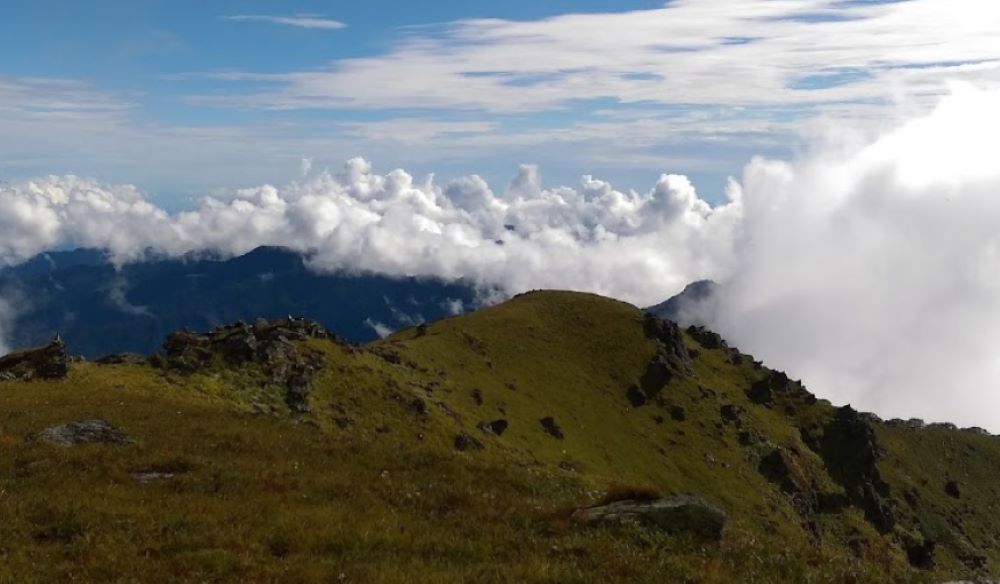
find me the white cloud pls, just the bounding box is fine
[0,161,738,306]
[107,277,154,318]
[706,83,1000,430]
[203,0,1000,117]
[364,318,393,339]
[223,14,346,30]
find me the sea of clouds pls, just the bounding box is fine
[2,85,999,429]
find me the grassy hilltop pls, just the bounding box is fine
[2,290,999,583]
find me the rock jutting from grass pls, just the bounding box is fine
[36,419,134,447]
[454,431,484,451]
[477,419,509,436]
[156,317,328,414]
[539,416,565,439]
[0,336,69,381]
[573,495,727,541]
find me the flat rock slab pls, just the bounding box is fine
[36,419,134,447]
[129,471,176,484]
[574,495,727,541]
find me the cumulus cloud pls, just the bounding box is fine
[0,159,739,306]
[707,83,1000,430]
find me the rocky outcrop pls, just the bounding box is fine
[156,317,329,414]
[36,419,133,447]
[746,369,817,407]
[628,315,695,406]
[0,337,69,381]
[687,326,728,350]
[642,314,694,375]
[808,406,895,532]
[574,495,726,541]
[758,448,803,496]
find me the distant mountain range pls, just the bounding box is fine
[0,246,484,358]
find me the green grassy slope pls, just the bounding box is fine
[1,290,998,582]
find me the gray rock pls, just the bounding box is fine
[37,419,134,447]
[574,495,726,541]
[130,471,176,484]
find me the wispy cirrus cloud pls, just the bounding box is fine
[201,0,1000,118]
[222,14,346,30]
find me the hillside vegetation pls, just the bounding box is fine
[2,290,999,583]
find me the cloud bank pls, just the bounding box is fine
[708,83,1000,429]
[2,85,999,429]
[0,162,740,306]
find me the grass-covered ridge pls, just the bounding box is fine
[1,290,998,582]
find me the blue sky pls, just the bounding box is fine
[1,0,997,209]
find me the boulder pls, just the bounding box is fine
[477,419,509,436]
[903,535,936,570]
[719,404,744,425]
[0,337,69,381]
[574,495,726,541]
[36,419,133,447]
[454,432,484,451]
[539,416,565,439]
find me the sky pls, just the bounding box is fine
[4,0,1000,428]
[3,0,998,206]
